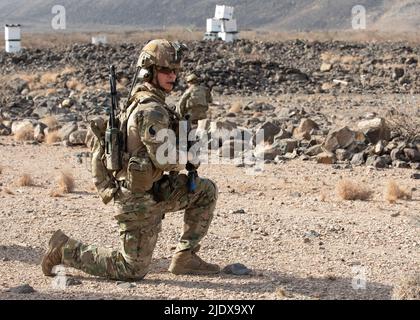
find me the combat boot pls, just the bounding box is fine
[41,229,69,276]
[168,246,220,275]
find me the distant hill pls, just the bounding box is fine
[0,0,419,32]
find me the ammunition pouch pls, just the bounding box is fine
[89,119,119,205]
[152,172,179,202]
[126,154,155,194]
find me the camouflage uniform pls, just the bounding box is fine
[43,40,219,281]
[177,76,212,126]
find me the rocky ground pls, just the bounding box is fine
[0,40,419,300]
[0,93,419,300]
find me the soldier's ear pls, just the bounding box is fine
[139,68,153,82]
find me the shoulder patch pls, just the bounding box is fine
[143,107,169,124]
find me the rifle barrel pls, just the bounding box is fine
[109,65,118,128]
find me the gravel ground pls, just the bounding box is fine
[0,96,419,300]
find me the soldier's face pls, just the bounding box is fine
[156,70,177,92]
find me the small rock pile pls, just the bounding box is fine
[198,104,420,170]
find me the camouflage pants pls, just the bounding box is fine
[61,174,218,281]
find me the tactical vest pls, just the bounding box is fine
[88,89,164,204]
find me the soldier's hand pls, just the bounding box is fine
[187,151,200,169]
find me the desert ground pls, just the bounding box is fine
[0,92,419,300]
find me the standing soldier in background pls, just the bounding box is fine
[41,39,220,281]
[177,73,213,127]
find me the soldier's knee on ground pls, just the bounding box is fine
[129,263,149,280]
[118,258,150,281]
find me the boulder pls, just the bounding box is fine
[323,126,355,152]
[335,148,353,161]
[222,263,252,276]
[11,120,34,135]
[61,99,73,108]
[273,129,292,142]
[392,67,404,80]
[305,144,324,156]
[316,152,336,164]
[296,118,319,135]
[393,160,410,169]
[403,148,420,162]
[59,122,78,140]
[254,143,285,161]
[374,140,385,155]
[275,138,298,154]
[9,78,29,93]
[0,123,11,136]
[254,121,280,144]
[320,63,332,72]
[366,155,389,168]
[390,148,403,161]
[218,139,251,159]
[357,118,390,144]
[31,106,50,118]
[34,122,48,142]
[293,130,311,141]
[69,130,88,146]
[351,152,366,166]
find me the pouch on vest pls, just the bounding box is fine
[126,154,155,193]
[89,118,119,204]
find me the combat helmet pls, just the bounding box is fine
[186,73,198,83]
[137,39,188,80]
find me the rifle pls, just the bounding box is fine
[184,114,198,193]
[104,65,122,171]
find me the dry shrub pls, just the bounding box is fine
[3,187,14,195]
[49,189,63,197]
[276,287,292,299]
[13,74,37,91]
[16,174,34,187]
[46,88,58,96]
[321,52,340,64]
[66,78,85,91]
[41,116,59,129]
[57,171,75,193]
[392,274,420,300]
[60,67,76,75]
[385,180,412,204]
[0,165,3,174]
[119,77,129,85]
[14,125,34,142]
[229,101,243,113]
[45,131,62,144]
[340,55,361,65]
[387,111,420,143]
[40,72,59,85]
[336,179,372,201]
